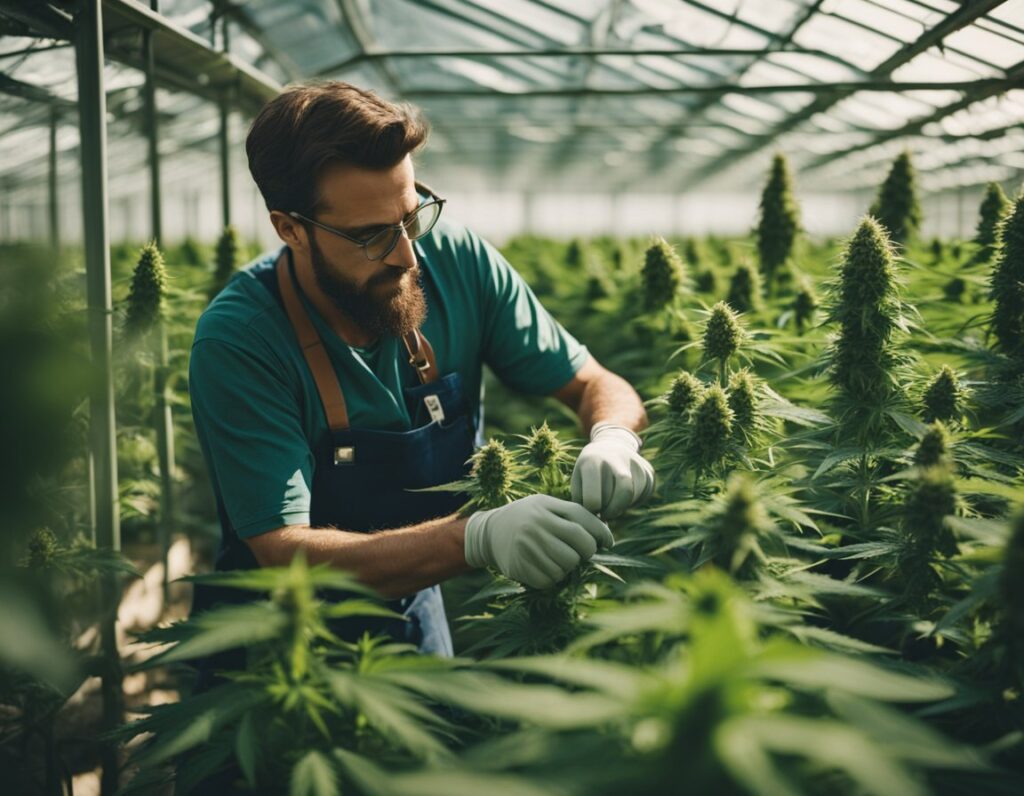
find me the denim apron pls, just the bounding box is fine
[191,250,473,685]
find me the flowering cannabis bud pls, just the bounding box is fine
[210,225,240,299]
[21,527,60,570]
[793,276,818,334]
[913,421,952,468]
[523,422,562,472]
[869,150,921,244]
[690,384,734,469]
[899,464,958,607]
[470,439,516,509]
[922,365,964,423]
[727,370,758,441]
[695,268,717,294]
[990,190,1024,361]
[827,217,903,407]
[703,301,744,368]
[641,237,686,312]
[706,473,771,577]
[726,263,762,314]
[125,241,167,336]
[756,152,800,293]
[973,182,1011,265]
[667,370,704,417]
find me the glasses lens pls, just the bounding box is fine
[364,227,401,261]
[406,201,442,241]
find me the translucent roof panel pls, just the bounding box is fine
[0,0,1021,212]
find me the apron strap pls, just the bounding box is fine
[275,252,441,430]
[276,254,351,431]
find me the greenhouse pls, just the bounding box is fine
[1,0,1023,794]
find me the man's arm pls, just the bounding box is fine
[551,354,648,434]
[245,514,471,599]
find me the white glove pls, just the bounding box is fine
[464,494,613,589]
[571,422,655,519]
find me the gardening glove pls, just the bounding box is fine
[464,494,614,590]
[571,422,655,519]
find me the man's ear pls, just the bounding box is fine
[269,210,307,251]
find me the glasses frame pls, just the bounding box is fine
[288,183,446,262]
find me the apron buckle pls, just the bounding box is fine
[333,446,356,465]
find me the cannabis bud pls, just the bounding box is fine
[990,190,1024,361]
[695,269,718,294]
[793,277,818,334]
[942,277,967,303]
[869,150,921,244]
[703,301,744,367]
[726,263,762,314]
[524,422,561,471]
[666,370,704,417]
[922,365,964,423]
[641,237,686,312]
[21,527,60,570]
[210,225,240,299]
[470,439,516,509]
[973,182,1011,265]
[913,421,952,468]
[125,241,167,336]
[690,384,734,468]
[756,152,800,293]
[707,473,771,577]
[727,370,758,441]
[904,465,959,559]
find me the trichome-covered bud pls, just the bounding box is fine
[756,152,801,293]
[973,182,1011,265]
[913,421,952,468]
[703,301,744,366]
[904,465,959,559]
[210,225,240,299]
[726,263,762,313]
[706,473,771,577]
[21,527,61,570]
[524,422,561,472]
[869,150,921,244]
[922,365,964,423]
[666,370,704,417]
[690,384,734,468]
[641,237,686,312]
[990,190,1024,360]
[470,439,515,509]
[727,370,758,440]
[125,241,167,336]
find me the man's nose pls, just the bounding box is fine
[386,228,417,270]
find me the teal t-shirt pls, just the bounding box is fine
[189,216,589,539]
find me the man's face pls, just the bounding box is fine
[302,155,426,339]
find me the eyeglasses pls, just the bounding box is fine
[288,188,446,262]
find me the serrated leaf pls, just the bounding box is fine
[290,750,338,796]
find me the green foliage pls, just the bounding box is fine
[869,151,921,244]
[756,152,801,292]
[124,242,167,337]
[989,190,1024,362]
[640,237,686,312]
[973,182,1011,265]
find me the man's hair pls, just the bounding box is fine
[246,81,428,214]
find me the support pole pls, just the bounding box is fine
[218,14,232,229]
[48,106,59,251]
[74,1,122,791]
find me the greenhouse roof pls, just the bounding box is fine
[1,0,1023,199]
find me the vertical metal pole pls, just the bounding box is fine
[48,107,59,251]
[75,2,122,792]
[219,99,231,229]
[143,2,175,599]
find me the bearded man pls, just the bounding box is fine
[188,81,654,664]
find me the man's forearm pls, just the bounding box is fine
[244,513,472,599]
[577,369,648,436]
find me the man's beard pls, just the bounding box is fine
[308,234,427,339]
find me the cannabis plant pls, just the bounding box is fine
[869,150,921,244]
[756,152,800,293]
[700,301,745,382]
[458,439,529,513]
[792,275,818,335]
[726,369,761,447]
[913,421,953,468]
[516,422,575,499]
[972,182,1011,266]
[726,262,762,314]
[209,224,240,300]
[640,237,686,312]
[897,464,959,611]
[921,365,966,424]
[989,190,1024,363]
[124,242,167,338]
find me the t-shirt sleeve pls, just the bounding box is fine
[189,336,314,538]
[471,232,589,395]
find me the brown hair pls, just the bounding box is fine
[246,81,428,214]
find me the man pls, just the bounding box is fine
[189,81,654,657]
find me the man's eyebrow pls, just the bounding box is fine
[341,201,422,236]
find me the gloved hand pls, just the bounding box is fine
[571,422,655,519]
[464,494,613,589]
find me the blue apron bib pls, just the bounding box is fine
[191,250,473,683]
